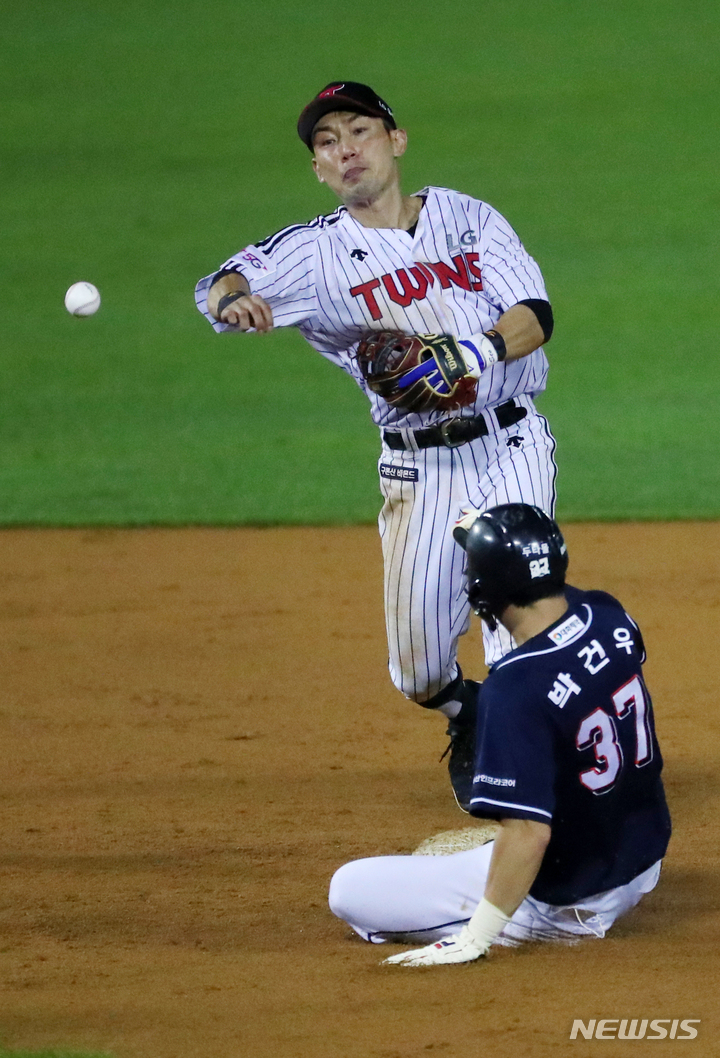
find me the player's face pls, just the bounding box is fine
[311,111,407,206]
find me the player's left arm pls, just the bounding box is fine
[384,816,550,967]
[400,297,552,396]
[490,300,552,362]
[474,202,554,362]
[394,298,552,398]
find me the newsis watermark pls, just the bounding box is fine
[570,1019,700,1041]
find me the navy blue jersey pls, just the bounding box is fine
[469,586,672,905]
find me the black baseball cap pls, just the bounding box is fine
[297,82,396,150]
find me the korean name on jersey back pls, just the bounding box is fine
[470,586,671,904]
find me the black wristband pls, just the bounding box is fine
[217,290,249,315]
[483,330,507,362]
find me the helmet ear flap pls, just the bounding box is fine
[466,578,498,631]
[476,605,498,632]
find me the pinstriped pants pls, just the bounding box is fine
[378,395,558,702]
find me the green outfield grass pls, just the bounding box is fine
[1,0,718,523]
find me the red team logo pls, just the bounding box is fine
[349,254,483,321]
[319,84,345,98]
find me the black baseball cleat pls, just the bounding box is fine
[440,680,482,814]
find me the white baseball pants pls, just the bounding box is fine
[328,843,662,946]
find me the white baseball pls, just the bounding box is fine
[64,281,101,316]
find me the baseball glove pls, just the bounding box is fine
[354,332,480,412]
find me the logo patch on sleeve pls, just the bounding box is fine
[237,249,271,273]
[477,774,516,787]
[380,464,419,482]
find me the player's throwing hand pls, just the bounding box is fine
[220,292,274,332]
[207,283,275,332]
[383,926,487,967]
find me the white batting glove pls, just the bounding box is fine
[382,926,488,967]
[459,332,506,376]
[383,899,511,968]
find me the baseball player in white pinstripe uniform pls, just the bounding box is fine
[195,82,558,731]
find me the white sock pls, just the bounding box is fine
[436,699,462,719]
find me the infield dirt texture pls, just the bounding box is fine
[1,524,719,1056]
[1,0,719,1055]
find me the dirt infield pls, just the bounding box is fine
[1,525,718,1057]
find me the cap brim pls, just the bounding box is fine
[297,96,393,150]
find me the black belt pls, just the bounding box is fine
[383,399,527,451]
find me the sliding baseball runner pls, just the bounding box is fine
[195,81,558,734]
[329,506,671,966]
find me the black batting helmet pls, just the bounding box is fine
[453,504,568,630]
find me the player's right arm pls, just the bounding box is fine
[195,222,322,335]
[385,684,555,968]
[482,816,552,916]
[206,271,274,332]
[384,816,550,967]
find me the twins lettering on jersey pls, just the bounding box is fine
[349,253,483,321]
[196,186,552,426]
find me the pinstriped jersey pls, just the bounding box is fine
[194,186,550,429]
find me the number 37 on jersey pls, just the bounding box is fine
[547,627,654,794]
